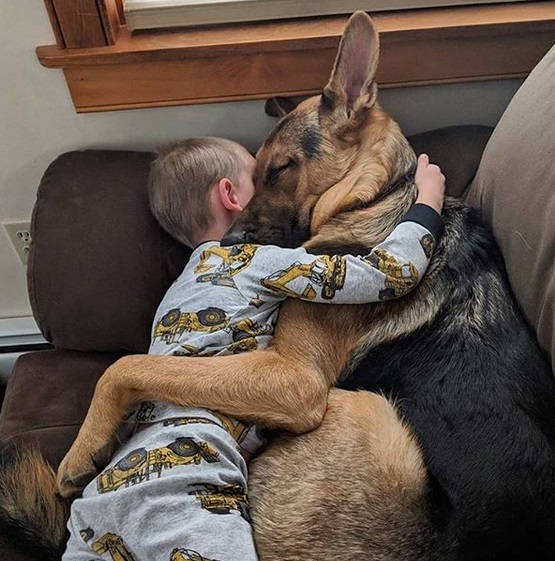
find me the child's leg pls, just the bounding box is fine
[65,418,259,561]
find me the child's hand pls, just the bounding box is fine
[414,154,445,214]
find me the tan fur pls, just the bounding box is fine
[0,448,69,555]
[250,390,431,561]
[3,12,437,559]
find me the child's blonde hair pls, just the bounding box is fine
[149,137,247,247]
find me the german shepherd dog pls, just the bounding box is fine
[2,11,555,561]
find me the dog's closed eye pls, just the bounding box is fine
[266,158,297,184]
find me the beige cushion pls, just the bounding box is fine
[466,44,555,363]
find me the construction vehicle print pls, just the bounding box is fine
[420,233,435,258]
[132,401,157,423]
[163,413,251,446]
[365,248,419,300]
[261,254,346,300]
[169,318,273,356]
[212,412,252,444]
[163,416,222,429]
[96,437,220,494]
[170,548,220,561]
[226,318,273,353]
[79,527,94,543]
[190,484,250,521]
[92,532,136,561]
[194,244,259,288]
[153,307,229,345]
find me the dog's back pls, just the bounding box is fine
[341,200,555,559]
[228,11,555,558]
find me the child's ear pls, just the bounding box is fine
[217,178,243,213]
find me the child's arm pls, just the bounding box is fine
[234,154,445,304]
[414,153,445,214]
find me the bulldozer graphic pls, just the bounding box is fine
[261,254,346,300]
[153,307,229,345]
[225,318,273,353]
[169,318,273,356]
[164,413,251,447]
[364,248,419,300]
[96,437,220,494]
[163,416,223,429]
[212,412,252,445]
[79,527,94,543]
[92,532,137,561]
[190,484,250,521]
[170,548,220,561]
[132,401,156,423]
[194,244,259,289]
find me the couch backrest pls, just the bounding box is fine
[467,43,555,364]
[27,128,491,356]
[28,150,191,354]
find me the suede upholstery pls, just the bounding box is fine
[2,52,554,557]
[29,150,191,354]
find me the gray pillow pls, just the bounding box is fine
[466,43,555,364]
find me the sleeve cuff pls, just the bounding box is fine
[400,203,444,240]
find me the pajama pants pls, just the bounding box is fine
[63,407,261,561]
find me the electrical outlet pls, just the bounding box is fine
[3,221,32,265]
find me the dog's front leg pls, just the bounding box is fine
[57,346,332,498]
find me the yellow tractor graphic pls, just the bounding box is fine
[92,533,136,561]
[169,318,273,356]
[365,248,419,300]
[132,401,156,423]
[153,307,228,345]
[164,412,252,447]
[97,438,220,494]
[194,244,259,288]
[261,255,346,300]
[190,484,250,521]
[226,318,273,353]
[170,548,220,561]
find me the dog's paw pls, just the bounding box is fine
[57,443,113,499]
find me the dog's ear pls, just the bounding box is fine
[264,97,300,118]
[322,11,379,118]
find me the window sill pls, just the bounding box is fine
[36,2,555,113]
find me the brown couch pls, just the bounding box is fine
[1,42,554,560]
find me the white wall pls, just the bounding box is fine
[0,1,523,321]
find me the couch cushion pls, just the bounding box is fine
[408,125,492,199]
[28,150,191,354]
[0,350,121,467]
[466,44,555,363]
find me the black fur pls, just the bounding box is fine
[338,202,555,560]
[300,127,323,160]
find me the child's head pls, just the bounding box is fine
[149,137,256,247]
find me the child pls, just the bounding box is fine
[62,137,445,561]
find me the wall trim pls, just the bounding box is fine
[0,316,47,348]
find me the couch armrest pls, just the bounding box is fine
[0,350,122,467]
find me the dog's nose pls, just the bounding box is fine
[221,228,247,246]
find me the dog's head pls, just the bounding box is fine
[223,12,416,249]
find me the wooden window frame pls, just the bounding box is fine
[37,1,555,113]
